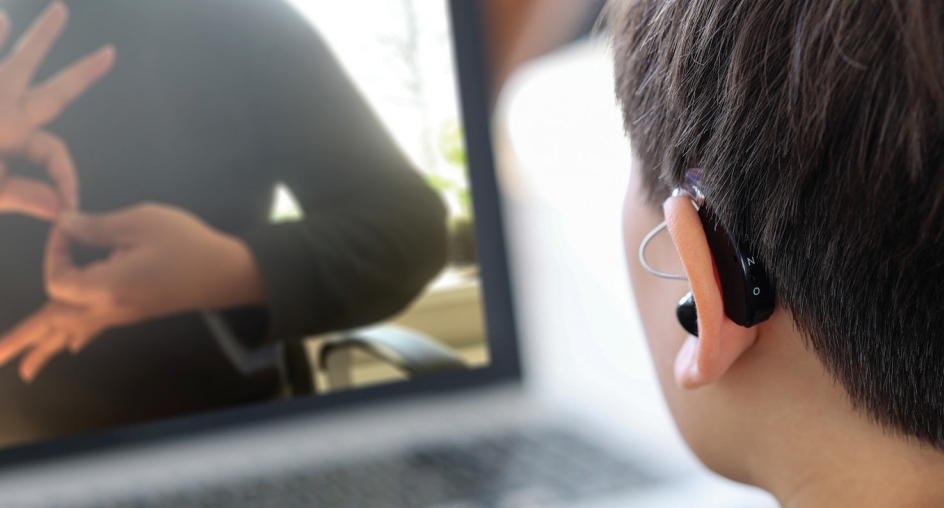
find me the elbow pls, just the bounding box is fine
[406,182,450,290]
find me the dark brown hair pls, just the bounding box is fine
[607,0,944,450]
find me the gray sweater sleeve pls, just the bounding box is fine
[226,0,448,342]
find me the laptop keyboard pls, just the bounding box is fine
[90,427,656,508]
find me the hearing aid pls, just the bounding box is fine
[640,169,775,336]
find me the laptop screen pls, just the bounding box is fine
[0,0,520,462]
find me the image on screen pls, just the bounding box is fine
[0,0,488,449]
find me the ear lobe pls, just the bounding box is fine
[663,196,758,389]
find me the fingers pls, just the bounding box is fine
[0,2,68,95]
[44,224,75,287]
[0,305,50,369]
[0,175,60,219]
[25,45,115,126]
[0,130,78,220]
[19,327,67,383]
[5,223,116,381]
[59,209,135,247]
[0,302,99,383]
[24,130,77,209]
[44,225,111,303]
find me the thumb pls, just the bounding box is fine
[58,210,131,247]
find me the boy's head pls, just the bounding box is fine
[608,0,944,497]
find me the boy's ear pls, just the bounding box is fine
[663,196,758,389]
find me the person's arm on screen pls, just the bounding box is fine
[232,0,449,341]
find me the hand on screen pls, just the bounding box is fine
[0,131,78,219]
[0,2,114,151]
[0,203,266,382]
[0,1,114,219]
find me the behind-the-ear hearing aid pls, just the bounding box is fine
[639,168,775,336]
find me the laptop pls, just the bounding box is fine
[0,1,775,506]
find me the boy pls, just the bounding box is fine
[610,0,944,505]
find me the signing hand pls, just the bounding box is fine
[0,2,114,151]
[0,131,78,219]
[0,203,266,381]
[0,1,115,218]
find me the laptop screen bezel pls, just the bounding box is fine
[0,0,523,468]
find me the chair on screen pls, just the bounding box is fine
[203,312,466,396]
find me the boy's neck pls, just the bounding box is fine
[772,432,944,508]
[746,328,944,507]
